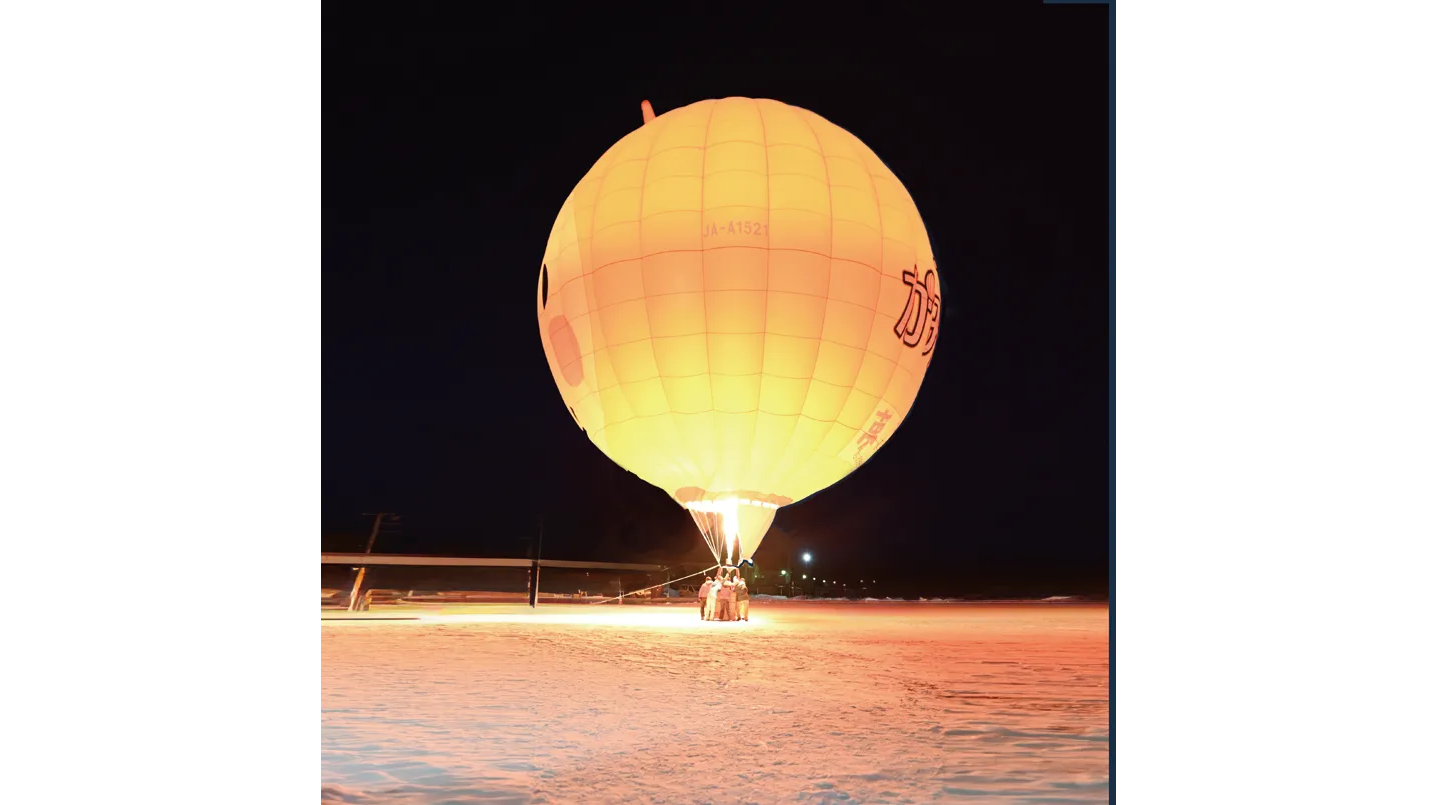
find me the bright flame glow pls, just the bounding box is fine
[683,496,762,564]
[720,499,739,564]
[685,498,777,512]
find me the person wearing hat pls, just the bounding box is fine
[718,573,736,620]
[697,575,714,620]
[735,575,750,621]
[704,573,721,620]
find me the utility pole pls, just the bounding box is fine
[527,516,544,608]
[347,512,395,612]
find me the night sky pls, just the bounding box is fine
[324,6,1109,597]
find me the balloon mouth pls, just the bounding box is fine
[674,487,791,509]
[678,489,789,566]
[685,498,779,512]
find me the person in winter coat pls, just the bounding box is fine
[697,576,713,620]
[705,574,721,620]
[735,576,750,621]
[718,576,735,620]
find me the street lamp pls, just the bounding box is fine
[802,552,812,563]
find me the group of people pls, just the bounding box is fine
[698,568,749,622]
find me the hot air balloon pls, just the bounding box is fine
[536,97,941,568]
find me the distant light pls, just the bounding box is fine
[802,574,807,579]
[780,570,787,575]
[802,553,812,563]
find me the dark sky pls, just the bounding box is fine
[324,6,1110,597]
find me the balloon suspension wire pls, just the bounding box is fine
[687,505,743,566]
[588,564,720,605]
[688,508,720,563]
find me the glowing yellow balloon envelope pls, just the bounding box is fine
[537,97,941,565]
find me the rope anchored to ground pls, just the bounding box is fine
[588,564,721,605]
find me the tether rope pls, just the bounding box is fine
[588,564,721,605]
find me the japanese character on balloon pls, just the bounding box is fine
[854,409,894,463]
[893,267,940,355]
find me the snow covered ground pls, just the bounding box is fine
[322,602,1109,804]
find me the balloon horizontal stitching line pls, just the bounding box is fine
[565,369,860,387]
[640,173,711,186]
[575,287,879,318]
[667,138,764,151]
[641,144,705,158]
[766,171,830,182]
[579,210,890,241]
[563,357,913,402]
[589,408,868,433]
[559,339,918,403]
[562,308,917,355]
[608,409,867,425]
[547,224,917,266]
[642,140,864,163]
[561,323,876,355]
[567,208,914,237]
[635,173,818,190]
[576,187,866,216]
[549,247,884,297]
[570,316,877,337]
[569,373,885,405]
[563,346,868,375]
[645,170,871,192]
[583,157,862,189]
[695,167,768,180]
[592,188,872,216]
[603,140,765,165]
[589,157,649,173]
